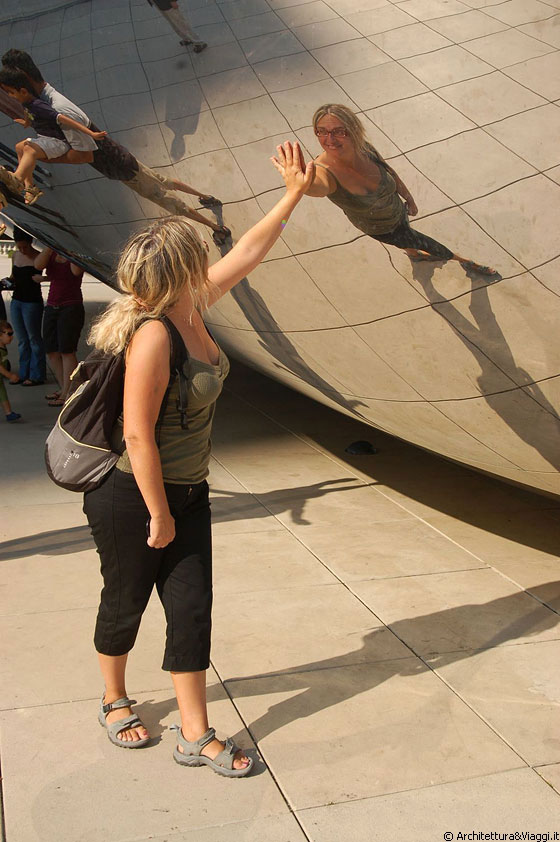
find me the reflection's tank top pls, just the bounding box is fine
[316,147,405,236]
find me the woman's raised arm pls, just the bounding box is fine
[206,142,313,302]
[34,245,53,271]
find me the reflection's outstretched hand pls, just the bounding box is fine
[270,141,314,196]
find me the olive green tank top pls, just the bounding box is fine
[113,347,230,485]
[315,149,405,236]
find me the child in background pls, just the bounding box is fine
[0,320,22,422]
[0,67,106,204]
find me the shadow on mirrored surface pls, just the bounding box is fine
[231,277,369,416]
[415,265,560,472]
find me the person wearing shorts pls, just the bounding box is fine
[35,246,85,407]
[0,67,106,204]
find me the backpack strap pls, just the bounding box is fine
[158,315,189,432]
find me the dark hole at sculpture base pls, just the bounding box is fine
[345,441,379,456]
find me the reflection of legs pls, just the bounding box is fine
[374,219,495,275]
[167,177,220,206]
[160,6,204,45]
[125,163,228,239]
[14,140,45,187]
[48,149,94,165]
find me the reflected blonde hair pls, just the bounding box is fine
[89,216,209,355]
[312,103,379,161]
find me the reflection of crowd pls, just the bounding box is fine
[0,227,87,419]
[0,50,230,243]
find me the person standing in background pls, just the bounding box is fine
[35,246,84,406]
[0,319,22,422]
[7,227,46,385]
[147,0,208,53]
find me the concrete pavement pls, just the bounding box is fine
[1,272,560,841]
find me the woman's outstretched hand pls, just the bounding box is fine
[270,141,315,196]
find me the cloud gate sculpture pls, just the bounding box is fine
[1,0,559,496]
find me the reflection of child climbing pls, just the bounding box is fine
[293,104,495,277]
[0,68,106,205]
[0,320,22,422]
[0,51,229,242]
[147,0,207,53]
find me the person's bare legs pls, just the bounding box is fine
[168,178,219,205]
[171,670,250,770]
[98,652,150,743]
[13,140,46,187]
[404,247,495,275]
[47,351,63,389]
[60,351,78,400]
[48,149,94,165]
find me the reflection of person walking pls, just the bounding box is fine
[147,0,207,53]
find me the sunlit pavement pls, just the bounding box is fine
[1,271,560,841]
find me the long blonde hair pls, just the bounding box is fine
[312,103,378,161]
[89,216,209,354]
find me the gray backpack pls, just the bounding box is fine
[45,317,188,492]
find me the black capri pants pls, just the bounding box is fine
[372,216,454,260]
[83,468,212,672]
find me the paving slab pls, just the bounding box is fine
[298,768,560,842]
[227,660,524,809]
[0,688,287,842]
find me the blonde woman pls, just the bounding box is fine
[84,142,313,777]
[303,104,495,275]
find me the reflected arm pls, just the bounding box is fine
[304,163,334,198]
[57,114,106,140]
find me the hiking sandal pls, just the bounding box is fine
[212,225,231,245]
[23,185,43,205]
[98,695,150,749]
[199,195,221,207]
[170,725,254,778]
[0,166,24,194]
[459,259,497,276]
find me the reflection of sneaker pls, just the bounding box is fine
[193,42,207,53]
[6,411,21,422]
[179,39,192,46]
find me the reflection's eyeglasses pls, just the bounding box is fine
[2,330,13,336]
[315,127,348,138]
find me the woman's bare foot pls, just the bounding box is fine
[406,248,439,262]
[103,696,149,743]
[177,732,250,770]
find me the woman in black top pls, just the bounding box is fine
[8,227,46,385]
